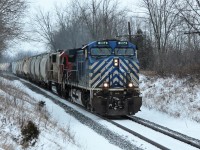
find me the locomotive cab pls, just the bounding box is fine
[87,40,142,116]
[48,51,70,95]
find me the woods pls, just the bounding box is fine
[141,0,200,75]
[1,0,200,76]
[33,0,129,51]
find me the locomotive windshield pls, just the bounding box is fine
[114,48,134,56]
[91,48,112,56]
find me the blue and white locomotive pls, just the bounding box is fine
[64,39,142,116]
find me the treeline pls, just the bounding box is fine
[134,0,200,76]
[32,0,200,76]
[0,0,200,76]
[32,0,129,50]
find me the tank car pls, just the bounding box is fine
[12,62,17,74]
[0,63,11,71]
[39,53,50,85]
[30,57,36,80]
[22,58,30,77]
[57,39,142,116]
[16,60,23,76]
[34,56,42,81]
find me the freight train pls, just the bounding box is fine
[2,39,142,116]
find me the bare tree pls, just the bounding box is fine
[33,10,57,51]
[173,0,200,53]
[76,0,128,40]
[53,3,91,49]
[76,0,101,39]
[0,0,27,53]
[142,0,182,72]
[32,0,129,51]
[176,0,200,34]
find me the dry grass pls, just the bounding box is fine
[140,70,158,77]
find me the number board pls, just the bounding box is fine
[117,41,128,45]
[97,41,109,45]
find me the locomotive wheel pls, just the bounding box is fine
[62,88,69,99]
[68,89,73,102]
[81,91,90,109]
[47,81,52,91]
[87,103,92,111]
[56,84,62,96]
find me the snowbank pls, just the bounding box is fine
[0,77,80,150]
[0,76,122,150]
[140,74,200,122]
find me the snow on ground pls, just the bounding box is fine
[0,72,200,150]
[0,77,80,150]
[0,76,122,150]
[19,74,200,149]
[136,107,200,141]
[140,74,200,123]
[13,77,153,150]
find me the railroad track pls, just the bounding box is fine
[125,116,200,149]
[58,102,171,149]
[102,115,200,150]
[100,116,170,150]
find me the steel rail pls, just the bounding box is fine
[100,116,170,150]
[125,116,200,149]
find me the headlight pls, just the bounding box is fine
[128,82,134,88]
[113,58,119,67]
[103,82,109,88]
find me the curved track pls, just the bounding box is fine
[100,116,170,150]
[125,116,200,149]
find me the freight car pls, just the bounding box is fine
[11,39,142,116]
[0,63,11,71]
